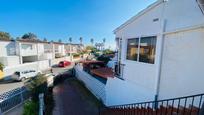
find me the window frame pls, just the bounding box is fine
[126,38,140,61]
[125,35,157,64]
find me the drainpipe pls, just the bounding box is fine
[154,0,167,105]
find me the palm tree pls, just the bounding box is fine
[103,38,106,50]
[90,38,94,46]
[79,37,83,45]
[69,37,72,43]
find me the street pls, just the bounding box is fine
[0,63,75,95]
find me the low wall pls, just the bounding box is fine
[3,60,50,80]
[74,65,106,104]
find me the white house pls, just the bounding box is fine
[75,0,204,106]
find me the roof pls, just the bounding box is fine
[113,0,164,34]
[18,39,51,44]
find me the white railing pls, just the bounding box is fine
[74,65,106,103]
[0,87,29,114]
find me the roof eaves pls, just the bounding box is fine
[113,0,164,34]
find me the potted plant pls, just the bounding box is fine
[0,62,4,80]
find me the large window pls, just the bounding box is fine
[126,38,139,61]
[139,36,157,64]
[126,36,157,64]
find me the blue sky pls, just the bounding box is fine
[0,0,156,49]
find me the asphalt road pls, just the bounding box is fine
[0,63,75,95]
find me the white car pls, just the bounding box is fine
[12,70,42,81]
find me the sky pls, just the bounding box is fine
[0,0,156,49]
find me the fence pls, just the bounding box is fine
[0,87,30,114]
[100,93,204,115]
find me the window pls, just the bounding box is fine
[139,37,157,64]
[126,38,139,61]
[126,36,157,64]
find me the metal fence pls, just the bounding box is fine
[0,87,30,114]
[100,93,204,115]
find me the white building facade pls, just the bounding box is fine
[113,0,204,105]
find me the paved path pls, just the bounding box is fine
[53,78,100,115]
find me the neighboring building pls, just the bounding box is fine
[0,40,20,66]
[75,0,204,106]
[53,42,66,58]
[65,43,84,54]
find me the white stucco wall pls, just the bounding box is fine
[159,28,204,99]
[114,1,164,103]
[164,0,204,32]
[105,77,155,106]
[0,56,20,67]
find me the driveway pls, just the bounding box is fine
[53,77,102,115]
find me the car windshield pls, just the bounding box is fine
[15,72,20,76]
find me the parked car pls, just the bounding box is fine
[58,61,71,67]
[12,70,42,81]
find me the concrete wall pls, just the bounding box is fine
[159,28,204,99]
[105,77,155,106]
[3,60,50,80]
[0,56,20,67]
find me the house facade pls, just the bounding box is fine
[114,0,204,105]
[75,0,204,106]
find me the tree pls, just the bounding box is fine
[103,38,106,50]
[16,37,20,40]
[103,38,106,43]
[0,31,11,40]
[79,37,83,44]
[69,37,72,43]
[0,62,4,71]
[90,38,94,45]
[43,38,47,42]
[58,39,62,43]
[22,33,37,40]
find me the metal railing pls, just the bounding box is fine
[0,87,30,114]
[100,93,204,115]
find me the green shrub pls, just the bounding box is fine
[26,74,47,102]
[73,53,80,58]
[97,55,111,64]
[0,63,4,71]
[23,100,38,115]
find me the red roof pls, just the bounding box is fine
[91,67,114,79]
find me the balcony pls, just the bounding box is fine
[20,44,37,56]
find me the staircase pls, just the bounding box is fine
[100,93,204,115]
